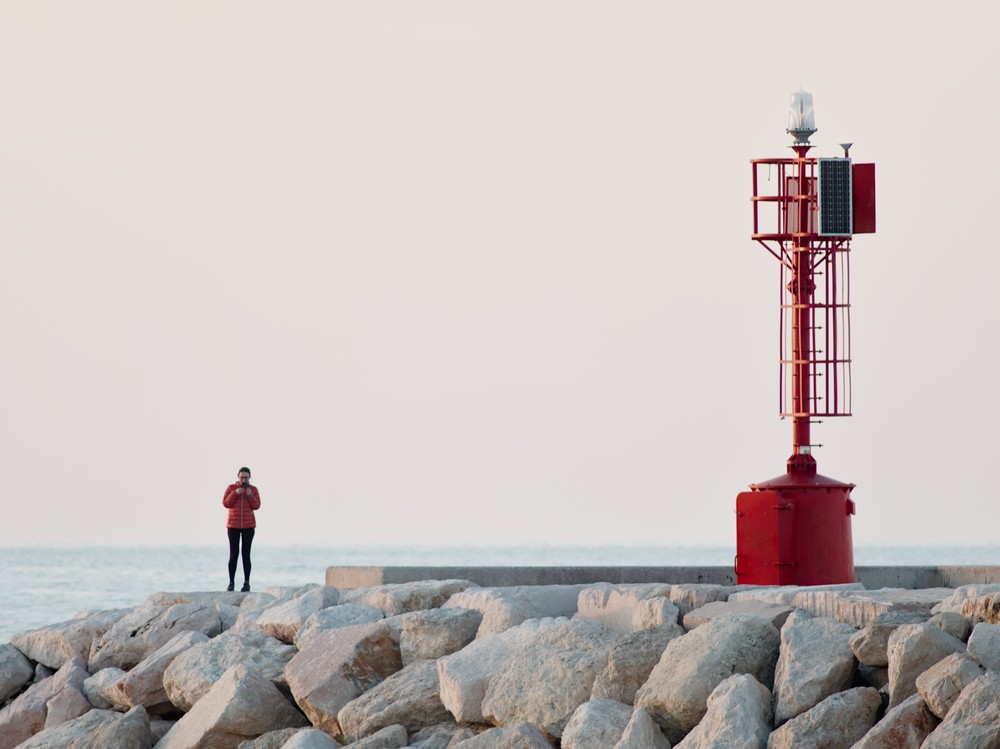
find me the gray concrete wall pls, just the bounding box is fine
[326,565,1000,590]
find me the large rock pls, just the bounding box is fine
[575,584,678,634]
[256,586,340,644]
[788,588,951,628]
[0,642,34,701]
[82,667,128,711]
[967,622,1000,672]
[15,705,151,749]
[921,672,1000,749]
[398,608,483,665]
[667,585,737,616]
[887,623,965,710]
[480,620,620,739]
[409,722,478,748]
[927,612,971,642]
[561,699,633,749]
[634,614,780,744]
[850,693,938,749]
[683,600,792,631]
[10,609,130,670]
[235,727,304,749]
[915,653,985,720]
[164,627,296,711]
[765,687,880,749]
[281,728,341,749]
[438,617,564,724]
[115,630,210,713]
[444,586,587,638]
[338,659,451,743]
[932,584,1000,616]
[342,580,476,616]
[0,656,91,749]
[295,604,385,649]
[343,724,407,749]
[88,602,222,671]
[611,709,670,749]
[451,721,554,748]
[673,674,771,749]
[284,621,402,737]
[155,663,309,749]
[850,611,930,668]
[591,624,684,704]
[772,616,857,725]
[727,584,863,606]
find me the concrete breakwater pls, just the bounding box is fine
[3,571,1000,748]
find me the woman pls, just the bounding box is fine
[222,466,261,592]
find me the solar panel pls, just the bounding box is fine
[818,158,853,236]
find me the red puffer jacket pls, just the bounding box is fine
[223,483,261,529]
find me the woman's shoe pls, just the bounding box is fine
[241,582,251,592]
[226,582,235,592]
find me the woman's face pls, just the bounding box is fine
[237,471,251,485]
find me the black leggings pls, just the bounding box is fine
[227,527,255,584]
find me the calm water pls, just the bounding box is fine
[2,544,999,644]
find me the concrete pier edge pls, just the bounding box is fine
[326,565,1000,590]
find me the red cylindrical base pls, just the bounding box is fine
[735,472,855,586]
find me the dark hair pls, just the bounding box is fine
[238,466,251,477]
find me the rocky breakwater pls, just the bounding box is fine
[4,578,1000,748]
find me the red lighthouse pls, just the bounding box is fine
[735,91,877,586]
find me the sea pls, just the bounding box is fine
[3,543,1000,645]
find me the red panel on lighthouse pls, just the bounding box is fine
[852,163,876,234]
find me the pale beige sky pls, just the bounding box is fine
[2,2,998,547]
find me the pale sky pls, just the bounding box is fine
[2,2,998,549]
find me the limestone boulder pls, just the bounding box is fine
[338,659,451,743]
[727,583,863,606]
[88,602,222,671]
[342,580,476,616]
[444,585,587,638]
[967,622,1000,672]
[164,627,296,711]
[591,624,684,704]
[772,616,857,725]
[887,623,965,709]
[575,584,678,634]
[438,617,564,724]
[451,721,554,748]
[82,667,127,710]
[0,656,91,749]
[398,607,483,665]
[915,652,985,720]
[667,585,737,616]
[409,722,478,747]
[850,610,930,668]
[765,687,880,749]
[10,608,130,670]
[281,728,341,749]
[284,621,402,737]
[611,708,670,749]
[921,672,1000,749]
[850,692,938,749]
[788,588,950,628]
[230,591,284,631]
[561,699,633,749]
[155,663,309,749]
[14,705,151,749]
[927,611,971,642]
[115,630,210,713]
[294,604,385,649]
[683,600,792,631]
[235,727,304,749]
[256,586,340,644]
[673,673,771,749]
[343,723,407,748]
[481,619,621,739]
[634,614,779,744]
[931,584,1000,615]
[0,642,35,701]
